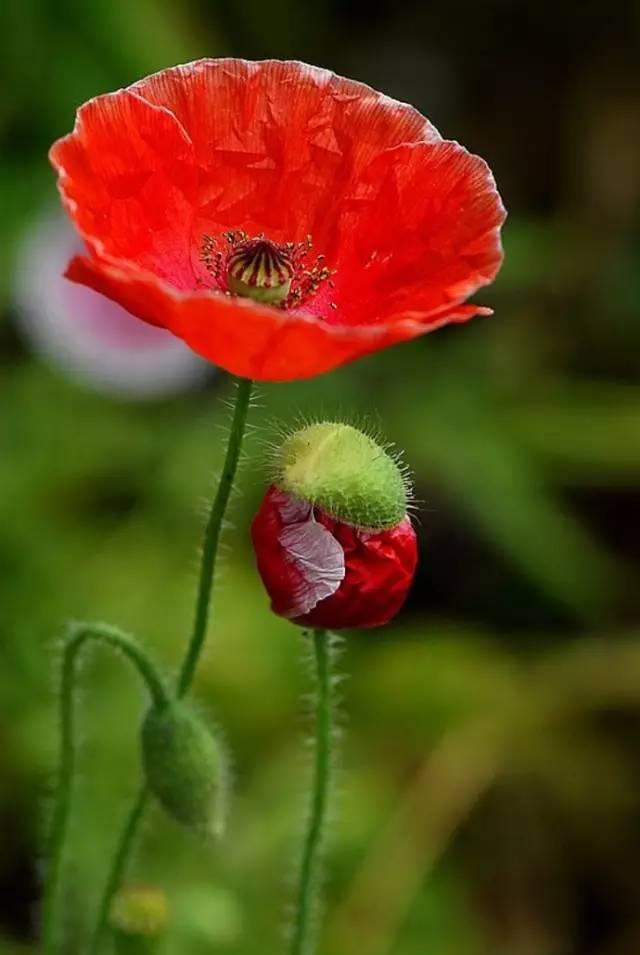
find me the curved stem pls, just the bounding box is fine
[290,629,334,955]
[90,376,254,953]
[42,623,169,955]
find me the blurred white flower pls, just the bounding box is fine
[13,211,211,398]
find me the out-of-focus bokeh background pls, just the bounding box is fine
[1,2,639,953]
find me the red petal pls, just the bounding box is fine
[50,59,505,380]
[297,513,418,629]
[251,486,417,628]
[333,141,505,323]
[51,91,197,288]
[50,59,439,271]
[130,59,440,246]
[65,252,487,380]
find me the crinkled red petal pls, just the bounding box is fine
[50,58,506,380]
[50,60,438,282]
[251,486,418,629]
[333,141,505,324]
[65,252,487,380]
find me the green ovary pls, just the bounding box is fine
[227,272,291,305]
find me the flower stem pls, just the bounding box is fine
[290,629,335,955]
[177,376,253,696]
[42,623,169,955]
[89,376,253,953]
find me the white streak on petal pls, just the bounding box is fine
[279,518,345,618]
[277,492,313,524]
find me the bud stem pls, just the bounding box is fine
[89,376,254,953]
[289,628,335,955]
[42,623,169,955]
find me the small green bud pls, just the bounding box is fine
[141,701,227,837]
[274,422,410,530]
[110,885,168,955]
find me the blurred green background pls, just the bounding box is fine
[1,1,640,953]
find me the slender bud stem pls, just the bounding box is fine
[90,788,149,954]
[289,628,335,955]
[90,376,254,952]
[42,623,169,955]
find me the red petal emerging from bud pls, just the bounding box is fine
[251,487,417,629]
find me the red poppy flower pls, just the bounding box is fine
[251,486,417,629]
[50,59,506,382]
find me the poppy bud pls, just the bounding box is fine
[110,885,168,954]
[141,702,227,837]
[251,423,418,629]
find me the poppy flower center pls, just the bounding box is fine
[227,239,294,306]
[200,231,334,310]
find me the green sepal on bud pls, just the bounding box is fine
[141,701,227,838]
[273,422,411,531]
[110,885,169,955]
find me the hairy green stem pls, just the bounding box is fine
[89,376,253,953]
[290,629,334,955]
[42,623,169,955]
[177,376,253,695]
